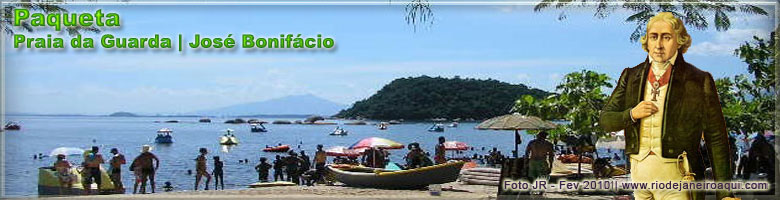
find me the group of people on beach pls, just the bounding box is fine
[51,145,160,195]
[189,144,330,189]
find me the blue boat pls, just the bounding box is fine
[155,128,173,143]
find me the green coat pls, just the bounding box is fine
[600,55,732,200]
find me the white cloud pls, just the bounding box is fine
[687,28,771,56]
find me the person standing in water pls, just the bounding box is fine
[273,155,285,181]
[83,146,105,195]
[109,148,126,193]
[194,148,212,190]
[255,157,272,182]
[212,156,224,190]
[130,145,159,194]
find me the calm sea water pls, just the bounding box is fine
[2,115,538,197]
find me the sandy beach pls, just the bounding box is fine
[38,182,495,199]
[34,182,626,200]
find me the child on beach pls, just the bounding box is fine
[213,156,224,190]
[255,157,272,182]
[272,155,285,181]
[194,148,211,190]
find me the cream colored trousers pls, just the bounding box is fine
[630,154,690,200]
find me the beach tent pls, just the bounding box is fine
[476,113,556,157]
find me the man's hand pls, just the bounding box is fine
[630,101,658,120]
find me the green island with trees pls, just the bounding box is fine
[335,76,549,120]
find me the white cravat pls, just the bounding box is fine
[648,51,678,79]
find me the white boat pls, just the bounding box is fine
[330,126,348,136]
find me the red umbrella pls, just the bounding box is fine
[349,137,404,150]
[325,146,363,157]
[443,141,468,151]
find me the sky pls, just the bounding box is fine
[3,2,777,115]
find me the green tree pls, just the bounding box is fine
[514,69,612,176]
[716,32,776,135]
[533,0,768,41]
[513,69,612,140]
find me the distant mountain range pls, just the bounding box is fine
[194,94,347,116]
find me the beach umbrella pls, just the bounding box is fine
[443,141,469,151]
[325,146,363,157]
[49,147,85,156]
[349,137,404,150]
[476,113,556,158]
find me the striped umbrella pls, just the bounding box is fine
[349,137,404,150]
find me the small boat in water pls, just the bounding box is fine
[378,122,388,130]
[38,166,119,195]
[199,118,211,123]
[250,123,267,132]
[219,129,239,145]
[164,120,179,123]
[155,128,174,143]
[428,124,445,132]
[330,126,348,136]
[326,161,465,189]
[4,122,21,131]
[263,145,290,152]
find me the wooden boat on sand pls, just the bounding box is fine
[326,161,465,189]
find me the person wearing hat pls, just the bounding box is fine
[405,143,424,169]
[130,145,159,194]
[54,154,76,194]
